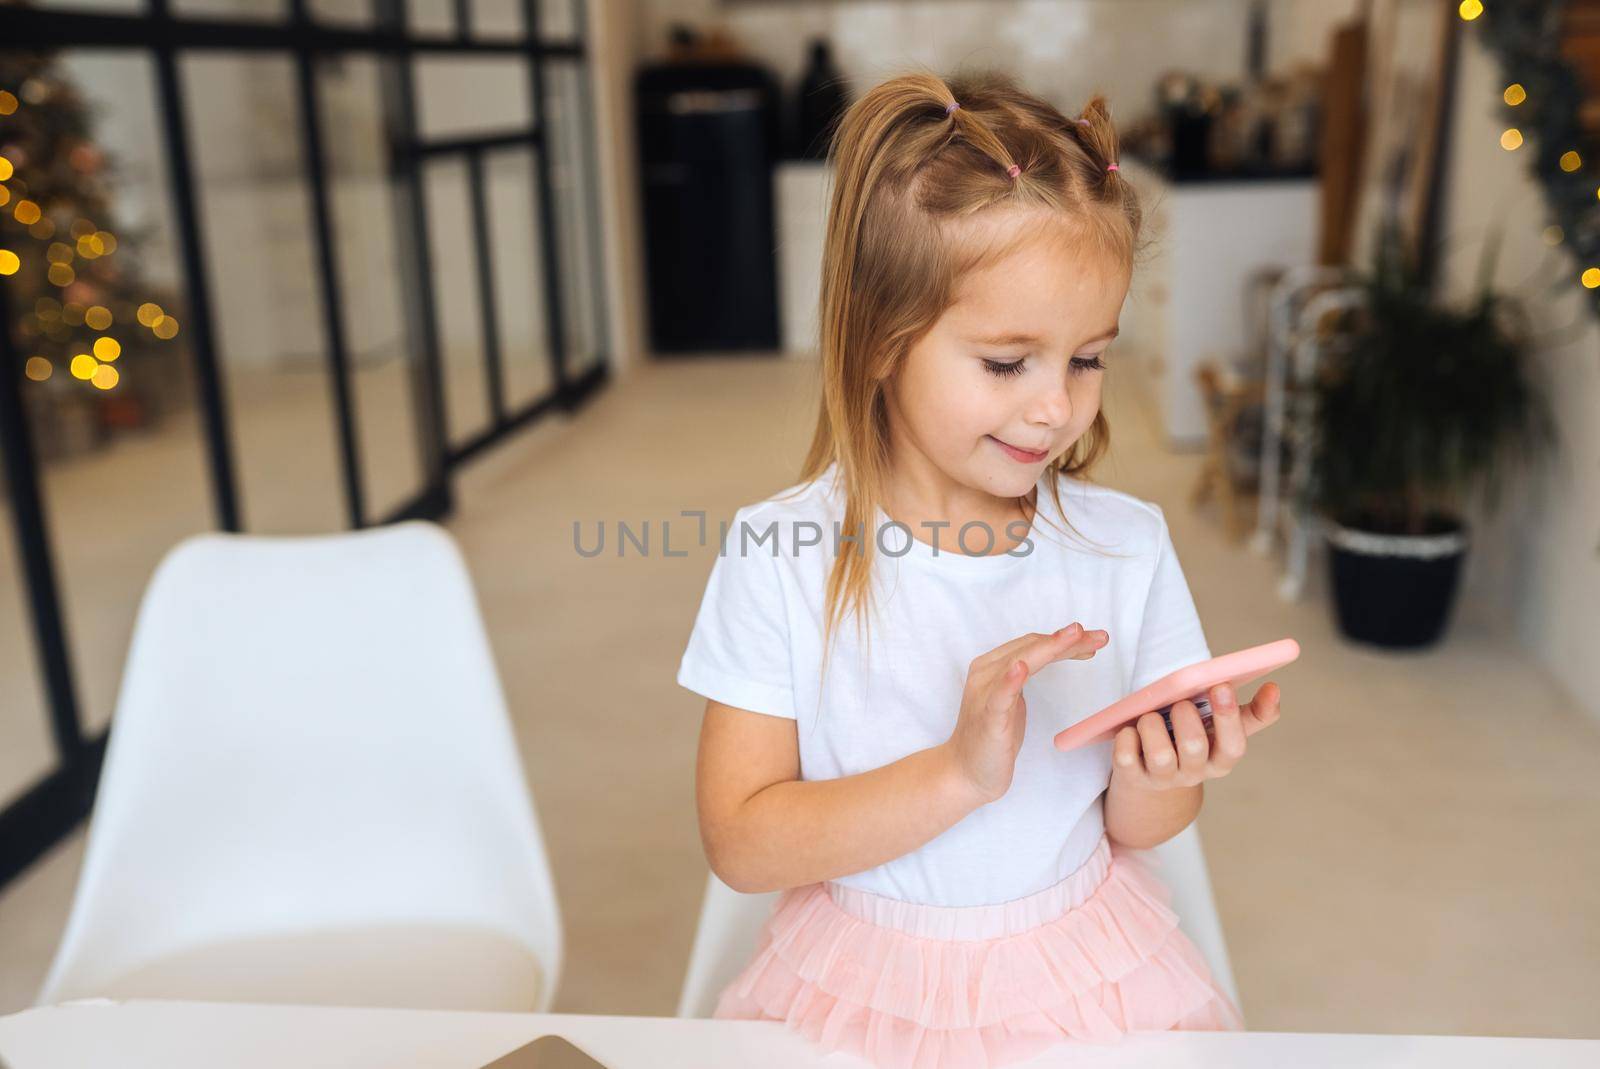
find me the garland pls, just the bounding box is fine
[1477,0,1600,318]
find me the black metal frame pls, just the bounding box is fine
[0,0,611,890]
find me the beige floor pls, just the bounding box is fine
[1,353,1597,1039]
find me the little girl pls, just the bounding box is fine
[677,69,1284,1069]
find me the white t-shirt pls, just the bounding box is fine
[676,461,1211,907]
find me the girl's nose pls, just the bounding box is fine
[1026,384,1072,428]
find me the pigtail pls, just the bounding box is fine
[1070,95,1122,181]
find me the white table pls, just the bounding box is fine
[1,1000,1595,1068]
[1117,159,1320,449]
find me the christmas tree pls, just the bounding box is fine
[1,17,191,461]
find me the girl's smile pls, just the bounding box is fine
[986,435,1050,463]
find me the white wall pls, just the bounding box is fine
[1438,30,1600,723]
[632,0,1362,115]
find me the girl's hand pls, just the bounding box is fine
[1110,681,1282,792]
[945,623,1109,806]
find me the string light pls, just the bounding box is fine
[24,357,52,382]
[49,263,76,286]
[70,354,97,380]
[0,249,18,275]
[152,315,180,340]
[91,364,119,390]
[0,157,12,181]
[1583,268,1600,289]
[1504,84,1526,106]
[1561,151,1582,172]
[0,91,17,116]
[93,337,121,362]
[136,302,163,327]
[1500,128,1524,151]
[1459,0,1483,20]
[85,306,113,330]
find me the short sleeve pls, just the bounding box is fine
[676,510,796,719]
[1128,507,1212,694]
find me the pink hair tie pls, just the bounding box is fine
[945,101,961,115]
[1006,164,1021,178]
[1076,118,1091,125]
[1106,162,1120,172]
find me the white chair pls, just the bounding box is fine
[676,822,1242,1021]
[37,521,562,1013]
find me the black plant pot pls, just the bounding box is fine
[1325,514,1467,649]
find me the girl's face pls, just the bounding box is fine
[885,216,1131,506]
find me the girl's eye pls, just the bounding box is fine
[981,354,1107,379]
[982,359,1026,378]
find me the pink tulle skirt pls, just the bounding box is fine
[713,832,1244,1069]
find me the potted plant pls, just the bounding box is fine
[1305,220,1557,648]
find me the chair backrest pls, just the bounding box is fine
[1143,822,1243,1013]
[37,521,562,1011]
[676,822,1241,1020]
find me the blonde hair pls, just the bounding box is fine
[791,67,1146,668]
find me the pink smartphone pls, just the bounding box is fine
[1053,638,1300,752]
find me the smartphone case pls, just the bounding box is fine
[1053,637,1300,752]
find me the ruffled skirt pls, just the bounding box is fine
[713,832,1244,1069]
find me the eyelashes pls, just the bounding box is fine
[982,354,1107,379]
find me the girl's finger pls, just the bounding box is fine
[1136,712,1177,781]
[1063,628,1110,661]
[1241,681,1282,736]
[1208,682,1246,772]
[987,659,1028,716]
[1169,700,1209,776]
[983,624,1079,664]
[1014,625,1107,677]
[1112,724,1143,778]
